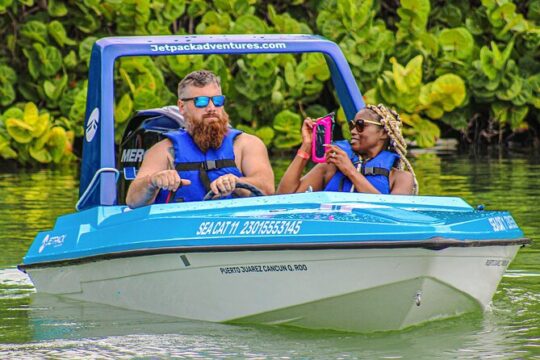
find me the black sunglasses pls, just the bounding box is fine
[181,95,226,108]
[348,118,382,132]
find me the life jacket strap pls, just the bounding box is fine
[174,159,236,171]
[174,159,237,192]
[361,167,389,177]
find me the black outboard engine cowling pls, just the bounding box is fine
[117,106,184,204]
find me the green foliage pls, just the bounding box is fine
[115,56,176,141]
[0,0,14,14]
[396,0,431,42]
[236,124,275,147]
[491,102,529,130]
[0,64,17,107]
[317,0,394,87]
[438,27,474,61]
[366,55,465,147]
[0,0,539,168]
[267,5,311,34]
[484,1,529,40]
[0,102,74,164]
[272,110,302,149]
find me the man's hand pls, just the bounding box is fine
[209,174,238,198]
[126,139,192,208]
[149,169,190,192]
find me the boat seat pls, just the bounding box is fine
[116,105,185,204]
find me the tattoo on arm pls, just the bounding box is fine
[167,146,175,170]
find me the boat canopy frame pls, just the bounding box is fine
[79,34,365,210]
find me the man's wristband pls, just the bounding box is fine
[296,149,310,160]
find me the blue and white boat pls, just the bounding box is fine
[19,35,530,333]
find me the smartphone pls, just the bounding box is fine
[311,112,335,163]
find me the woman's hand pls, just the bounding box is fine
[324,144,356,175]
[300,118,316,150]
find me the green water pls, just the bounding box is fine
[0,152,539,359]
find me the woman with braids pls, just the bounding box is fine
[277,104,418,195]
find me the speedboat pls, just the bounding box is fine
[19,35,530,333]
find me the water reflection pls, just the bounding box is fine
[0,153,538,358]
[0,283,535,359]
[0,169,78,268]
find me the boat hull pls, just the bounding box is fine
[26,244,520,332]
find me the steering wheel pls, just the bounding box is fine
[203,182,265,200]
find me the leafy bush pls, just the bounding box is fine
[365,55,466,147]
[0,102,74,164]
[0,0,538,166]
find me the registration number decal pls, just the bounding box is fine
[488,216,518,232]
[196,220,303,236]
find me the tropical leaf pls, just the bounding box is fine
[0,64,16,85]
[440,108,470,131]
[401,113,440,148]
[48,126,68,163]
[6,118,34,144]
[47,0,68,17]
[32,44,63,76]
[255,126,275,147]
[304,105,329,119]
[0,135,17,159]
[196,11,231,34]
[390,55,423,93]
[20,21,49,45]
[187,0,207,17]
[0,0,14,14]
[267,4,308,34]
[29,145,53,163]
[115,93,134,123]
[438,27,474,60]
[162,0,186,22]
[1,107,24,121]
[79,37,98,67]
[43,73,68,101]
[396,0,431,41]
[491,102,529,129]
[231,14,267,34]
[167,54,205,78]
[430,73,467,112]
[48,21,76,47]
[63,50,78,69]
[32,113,51,138]
[273,110,301,133]
[0,83,16,107]
[23,102,40,126]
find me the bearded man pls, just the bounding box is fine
[126,70,274,208]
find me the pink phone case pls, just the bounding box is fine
[311,114,333,163]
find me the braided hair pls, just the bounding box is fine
[366,104,419,195]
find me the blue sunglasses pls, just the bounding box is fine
[181,95,226,108]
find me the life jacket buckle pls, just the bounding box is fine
[204,160,217,170]
[363,167,375,175]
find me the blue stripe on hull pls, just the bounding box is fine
[22,193,525,265]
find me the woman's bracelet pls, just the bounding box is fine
[296,149,310,160]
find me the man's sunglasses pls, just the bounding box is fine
[181,95,226,108]
[348,118,382,132]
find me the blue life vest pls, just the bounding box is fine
[155,129,244,203]
[324,140,399,194]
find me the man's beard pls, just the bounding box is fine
[187,111,229,152]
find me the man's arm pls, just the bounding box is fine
[126,139,190,208]
[234,133,275,195]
